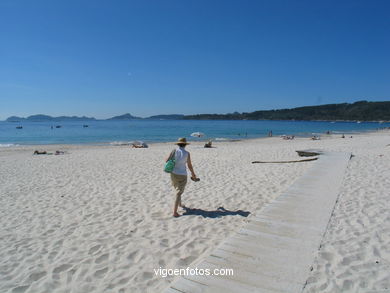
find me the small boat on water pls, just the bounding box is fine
[16,126,23,129]
[55,125,62,128]
[83,125,89,128]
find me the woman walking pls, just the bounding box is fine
[166,138,198,217]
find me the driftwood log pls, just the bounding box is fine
[252,157,318,164]
[296,150,321,157]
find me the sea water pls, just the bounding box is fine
[0,119,388,146]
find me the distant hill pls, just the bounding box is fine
[54,116,96,121]
[6,115,96,122]
[6,116,25,122]
[146,114,184,120]
[107,113,141,120]
[26,114,54,121]
[6,101,390,122]
[184,101,390,121]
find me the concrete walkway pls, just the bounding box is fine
[163,151,351,293]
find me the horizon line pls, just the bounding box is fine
[3,99,389,120]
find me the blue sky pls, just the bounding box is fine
[1,0,389,119]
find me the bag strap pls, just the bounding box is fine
[168,149,176,161]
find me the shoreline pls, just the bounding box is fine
[3,118,390,123]
[1,127,389,151]
[1,119,389,148]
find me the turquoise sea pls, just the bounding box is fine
[0,120,388,146]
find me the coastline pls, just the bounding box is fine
[1,119,389,148]
[1,127,388,151]
[1,130,389,292]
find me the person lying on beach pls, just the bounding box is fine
[166,137,199,217]
[204,140,213,148]
[34,150,47,155]
[132,142,148,148]
[34,150,66,155]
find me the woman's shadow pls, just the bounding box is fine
[182,206,250,218]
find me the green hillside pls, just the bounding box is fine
[184,101,390,121]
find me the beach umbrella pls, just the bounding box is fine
[191,132,205,137]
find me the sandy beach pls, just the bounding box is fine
[1,131,389,293]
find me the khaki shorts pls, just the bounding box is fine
[171,173,187,197]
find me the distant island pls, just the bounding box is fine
[106,113,184,120]
[5,113,181,122]
[6,114,97,122]
[106,113,141,120]
[5,101,390,122]
[145,114,184,120]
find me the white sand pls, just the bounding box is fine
[0,132,389,293]
[303,132,390,292]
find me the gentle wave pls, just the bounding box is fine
[215,137,228,141]
[109,141,133,146]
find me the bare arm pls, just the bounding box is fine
[187,153,196,178]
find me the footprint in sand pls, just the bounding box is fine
[151,211,163,219]
[95,253,109,264]
[341,256,354,266]
[65,223,78,236]
[141,272,153,280]
[28,271,47,282]
[53,264,72,274]
[94,267,108,278]
[172,240,186,249]
[11,285,30,293]
[44,229,55,235]
[118,277,130,285]
[53,239,63,247]
[143,230,152,237]
[135,219,143,225]
[127,251,142,263]
[67,269,77,283]
[176,255,197,266]
[88,244,102,255]
[48,250,59,261]
[160,238,169,247]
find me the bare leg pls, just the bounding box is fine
[171,174,187,217]
[173,193,181,217]
[173,205,179,217]
[178,197,186,208]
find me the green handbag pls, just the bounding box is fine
[164,150,176,173]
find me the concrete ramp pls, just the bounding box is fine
[163,152,351,293]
